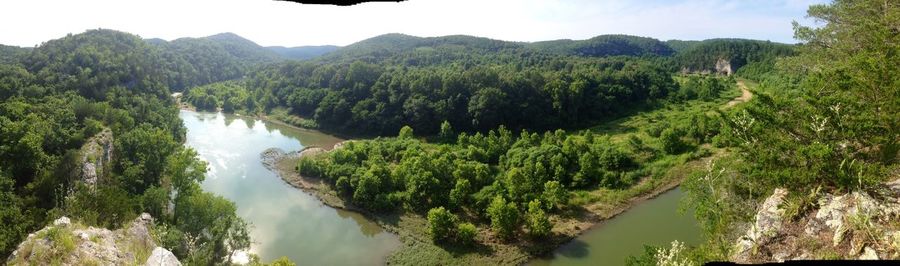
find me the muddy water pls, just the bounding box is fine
[530,187,701,266]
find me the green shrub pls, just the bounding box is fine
[427,207,457,243]
[525,199,552,238]
[456,222,477,246]
[660,128,689,154]
[487,196,519,239]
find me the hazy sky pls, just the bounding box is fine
[1,0,828,47]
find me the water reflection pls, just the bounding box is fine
[181,110,400,265]
[335,209,385,237]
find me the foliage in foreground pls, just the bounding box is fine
[684,0,899,262]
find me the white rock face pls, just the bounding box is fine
[7,214,172,266]
[53,217,71,227]
[145,247,182,266]
[715,58,733,75]
[805,191,879,247]
[733,188,788,263]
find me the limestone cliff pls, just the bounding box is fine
[731,179,900,262]
[6,214,181,266]
[679,58,733,76]
[714,58,733,76]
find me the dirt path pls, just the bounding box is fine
[726,80,753,107]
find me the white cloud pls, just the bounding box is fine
[0,0,826,47]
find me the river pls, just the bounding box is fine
[179,110,701,266]
[530,188,702,266]
[180,110,400,265]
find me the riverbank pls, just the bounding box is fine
[261,146,348,210]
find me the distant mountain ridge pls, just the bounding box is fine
[527,34,675,57]
[267,45,340,60]
[2,29,794,93]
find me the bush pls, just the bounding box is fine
[526,199,551,238]
[398,125,414,139]
[427,207,457,243]
[439,121,454,142]
[448,179,472,209]
[541,181,568,210]
[487,196,519,239]
[660,128,689,154]
[456,222,477,246]
[297,156,322,177]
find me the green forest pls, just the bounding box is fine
[1,0,897,265]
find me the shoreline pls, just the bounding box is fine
[262,141,708,264]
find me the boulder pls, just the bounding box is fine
[145,247,182,266]
[859,246,879,260]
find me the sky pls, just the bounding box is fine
[0,0,829,48]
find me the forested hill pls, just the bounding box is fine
[23,29,173,100]
[0,44,30,65]
[267,45,341,60]
[204,32,283,64]
[320,33,677,63]
[147,32,286,90]
[317,33,523,63]
[310,33,791,73]
[181,32,797,136]
[527,34,675,57]
[674,39,795,74]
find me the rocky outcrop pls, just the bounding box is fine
[6,213,181,266]
[731,180,900,262]
[146,247,181,266]
[678,58,733,76]
[733,188,788,263]
[79,127,114,187]
[804,192,879,247]
[715,58,733,76]
[261,146,326,170]
[260,147,290,169]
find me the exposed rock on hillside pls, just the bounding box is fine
[6,214,181,266]
[715,58,733,76]
[146,247,182,266]
[79,127,114,187]
[733,188,788,262]
[731,181,900,262]
[678,58,734,76]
